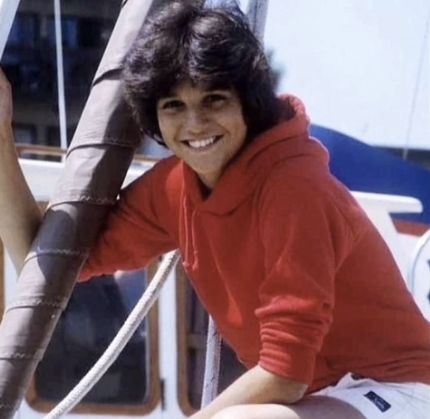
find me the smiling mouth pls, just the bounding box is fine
[185,135,222,149]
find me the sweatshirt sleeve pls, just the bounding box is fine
[79,167,178,282]
[255,171,353,385]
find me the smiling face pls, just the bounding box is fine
[156,80,248,189]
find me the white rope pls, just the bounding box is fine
[43,250,180,419]
[407,229,430,296]
[200,316,222,407]
[54,0,68,155]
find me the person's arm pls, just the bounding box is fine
[79,163,179,281]
[190,365,307,419]
[0,68,43,272]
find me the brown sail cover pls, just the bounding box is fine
[0,0,169,416]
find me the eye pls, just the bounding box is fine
[159,99,184,111]
[205,94,227,106]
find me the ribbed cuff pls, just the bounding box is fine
[259,341,315,385]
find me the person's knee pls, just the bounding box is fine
[210,406,254,419]
[210,405,297,419]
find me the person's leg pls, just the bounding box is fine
[211,395,365,419]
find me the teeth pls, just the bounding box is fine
[188,137,217,149]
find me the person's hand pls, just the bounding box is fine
[0,67,13,135]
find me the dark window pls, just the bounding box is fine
[46,125,76,147]
[2,12,49,99]
[77,18,112,49]
[13,123,37,144]
[46,15,115,102]
[47,16,113,50]
[7,13,39,48]
[47,16,78,48]
[34,269,152,406]
[3,4,119,152]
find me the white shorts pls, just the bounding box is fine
[313,373,430,419]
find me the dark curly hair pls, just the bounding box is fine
[122,0,281,144]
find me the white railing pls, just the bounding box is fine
[352,191,422,280]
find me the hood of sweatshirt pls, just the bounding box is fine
[182,95,330,214]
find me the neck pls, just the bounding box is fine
[197,171,219,192]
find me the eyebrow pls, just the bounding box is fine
[158,87,231,102]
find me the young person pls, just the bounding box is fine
[1,2,430,418]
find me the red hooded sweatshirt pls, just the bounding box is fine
[80,96,430,392]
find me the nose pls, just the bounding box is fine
[184,107,209,135]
